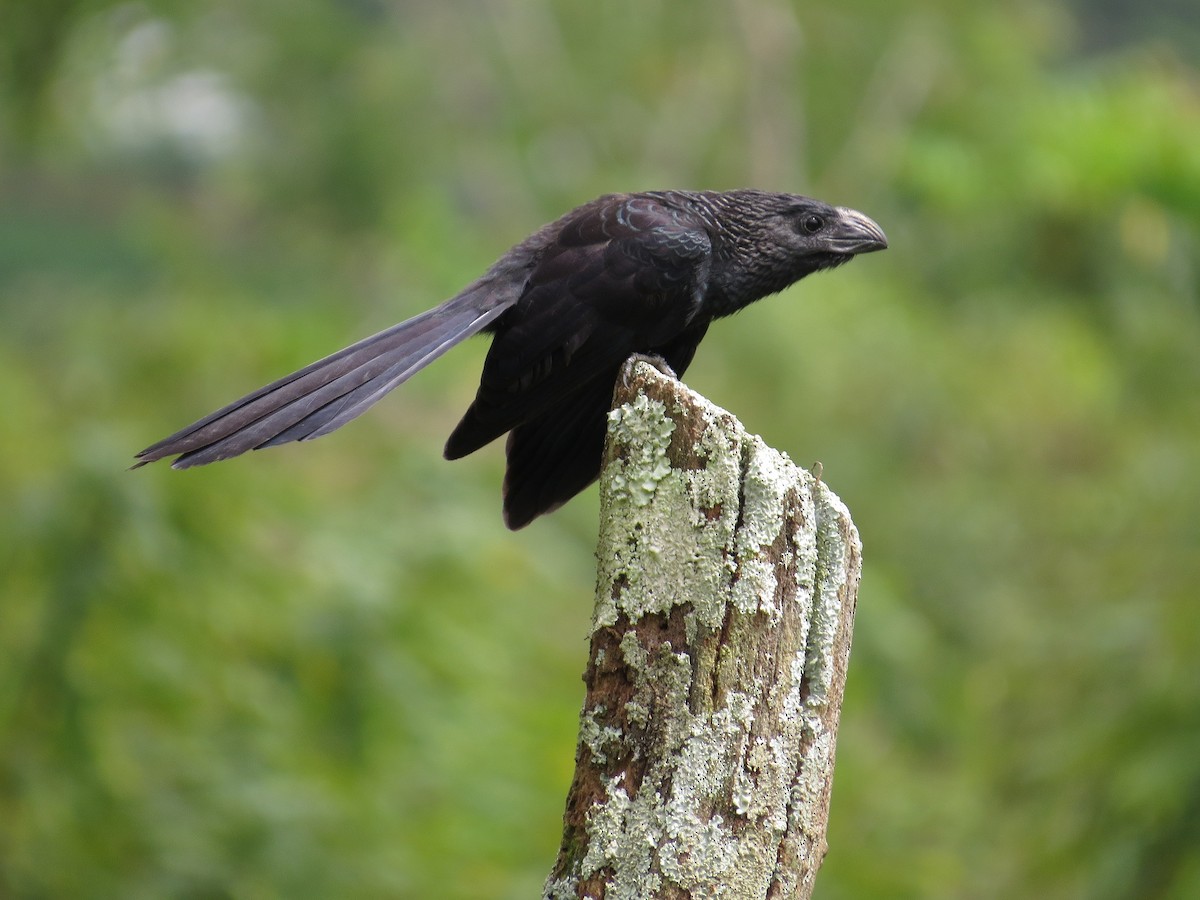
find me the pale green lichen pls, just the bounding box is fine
[605,393,676,508]
[542,874,577,900]
[804,481,859,712]
[579,704,624,766]
[623,700,649,728]
[594,373,743,640]
[579,776,653,897]
[724,690,757,726]
[617,629,647,672]
[790,472,820,603]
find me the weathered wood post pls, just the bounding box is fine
[545,358,861,900]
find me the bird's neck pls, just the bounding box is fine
[704,262,812,318]
[682,191,821,318]
[706,230,829,317]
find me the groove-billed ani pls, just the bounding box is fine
[135,190,887,528]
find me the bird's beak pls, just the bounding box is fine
[830,207,888,254]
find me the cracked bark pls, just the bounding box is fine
[544,359,861,900]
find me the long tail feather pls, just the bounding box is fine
[134,288,512,468]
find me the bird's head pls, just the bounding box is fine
[704,190,888,310]
[741,192,888,274]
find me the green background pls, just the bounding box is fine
[3,1,1198,897]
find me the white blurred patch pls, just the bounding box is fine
[89,16,252,161]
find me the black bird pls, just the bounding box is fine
[135,190,887,528]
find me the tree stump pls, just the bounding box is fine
[545,359,861,900]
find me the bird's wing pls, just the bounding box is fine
[499,372,616,529]
[134,281,520,469]
[443,195,712,460]
[500,319,711,529]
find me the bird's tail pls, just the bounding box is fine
[134,287,513,469]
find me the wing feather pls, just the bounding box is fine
[445,196,712,460]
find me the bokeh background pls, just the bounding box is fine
[3,1,1199,897]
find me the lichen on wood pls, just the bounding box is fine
[545,359,861,900]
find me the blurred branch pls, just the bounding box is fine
[1,0,98,152]
[545,359,861,899]
[823,12,942,194]
[731,0,805,186]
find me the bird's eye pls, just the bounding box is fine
[801,214,825,234]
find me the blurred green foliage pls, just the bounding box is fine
[2,1,1198,897]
